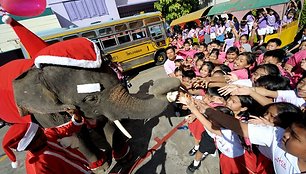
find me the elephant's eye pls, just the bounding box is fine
[83,95,98,103]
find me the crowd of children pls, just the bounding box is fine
[170,2,299,49]
[164,12,306,172]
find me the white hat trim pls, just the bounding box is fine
[17,123,39,151]
[34,39,101,69]
[77,83,101,93]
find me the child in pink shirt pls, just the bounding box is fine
[224,47,239,70]
[231,52,256,79]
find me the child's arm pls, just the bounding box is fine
[249,23,257,46]
[288,43,300,53]
[219,85,274,106]
[179,94,222,136]
[205,108,248,137]
[230,22,240,41]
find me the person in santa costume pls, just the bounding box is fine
[2,109,94,174]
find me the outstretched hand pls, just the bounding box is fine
[248,115,273,126]
[192,77,210,89]
[218,85,253,96]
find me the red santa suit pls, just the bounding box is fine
[2,117,93,174]
[25,118,93,174]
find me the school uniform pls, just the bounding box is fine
[206,128,258,173]
[275,90,305,107]
[248,124,301,173]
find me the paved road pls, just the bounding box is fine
[0,64,220,174]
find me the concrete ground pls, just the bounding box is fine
[0,65,220,174]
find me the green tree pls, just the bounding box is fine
[300,0,306,26]
[154,0,199,22]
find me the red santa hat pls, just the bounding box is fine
[2,15,48,58]
[34,37,102,69]
[2,122,39,168]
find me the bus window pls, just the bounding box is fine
[99,27,113,36]
[100,36,117,48]
[129,20,144,29]
[144,17,161,25]
[117,32,131,44]
[63,35,79,40]
[46,39,60,45]
[131,29,146,40]
[81,31,97,39]
[148,25,163,40]
[115,24,128,32]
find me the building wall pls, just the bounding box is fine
[0,15,61,53]
[47,0,120,28]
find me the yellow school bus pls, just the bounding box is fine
[37,12,169,71]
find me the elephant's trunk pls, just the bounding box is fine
[105,78,180,121]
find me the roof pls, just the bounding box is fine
[207,0,290,16]
[170,6,211,26]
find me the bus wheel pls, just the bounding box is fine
[155,52,167,65]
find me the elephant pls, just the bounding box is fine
[9,38,181,170]
[0,16,181,171]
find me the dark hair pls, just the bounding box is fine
[207,87,222,97]
[212,70,226,76]
[192,42,199,47]
[182,70,196,79]
[227,33,234,39]
[263,49,286,63]
[174,59,184,63]
[186,38,193,44]
[255,75,290,90]
[226,46,239,55]
[200,42,207,48]
[165,46,176,53]
[215,106,234,117]
[211,40,221,46]
[239,52,255,65]
[219,64,232,74]
[267,38,282,46]
[184,41,190,45]
[200,61,215,74]
[240,20,247,26]
[255,64,281,77]
[194,52,205,60]
[240,34,249,40]
[262,102,303,128]
[174,67,182,74]
[210,48,220,57]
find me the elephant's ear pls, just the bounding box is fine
[13,69,75,116]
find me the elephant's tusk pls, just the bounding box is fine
[114,120,132,139]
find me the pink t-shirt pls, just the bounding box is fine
[286,50,306,67]
[218,52,226,64]
[227,62,235,70]
[232,69,249,79]
[257,53,264,65]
